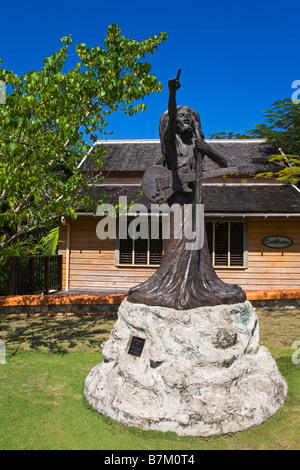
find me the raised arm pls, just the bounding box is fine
[162,74,181,170]
[167,74,181,140]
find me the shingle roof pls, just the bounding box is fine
[79,139,300,215]
[86,183,300,214]
[80,139,281,173]
[203,184,300,214]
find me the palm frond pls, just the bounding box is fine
[39,227,59,255]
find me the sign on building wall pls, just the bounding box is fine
[262,236,293,249]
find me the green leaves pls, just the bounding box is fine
[0,24,167,259]
[60,35,73,46]
[250,98,300,156]
[249,99,300,184]
[210,98,300,185]
[75,25,166,110]
[37,227,60,255]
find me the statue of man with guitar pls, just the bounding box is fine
[127,71,246,309]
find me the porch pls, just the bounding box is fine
[1,288,300,316]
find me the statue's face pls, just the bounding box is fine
[176,108,192,132]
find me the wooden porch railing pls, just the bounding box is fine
[9,255,62,295]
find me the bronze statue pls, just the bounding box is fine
[127,72,246,309]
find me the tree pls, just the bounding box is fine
[0,25,167,255]
[247,99,300,185]
[209,98,300,185]
[209,131,250,140]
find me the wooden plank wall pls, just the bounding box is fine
[58,216,300,292]
[215,217,300,290]
[58,216,157,292]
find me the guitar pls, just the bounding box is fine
[142,164,254,203]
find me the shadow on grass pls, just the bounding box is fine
[0,315,117,355]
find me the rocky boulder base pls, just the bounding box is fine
[84,300,287,436]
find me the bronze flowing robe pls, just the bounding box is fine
[127,189,246,310]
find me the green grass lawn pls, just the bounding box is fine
[0,310,299,450]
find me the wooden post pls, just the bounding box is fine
[58,255,63,291]
[30,257,35,294]
[45,256,50,295]
[9,258,16,295]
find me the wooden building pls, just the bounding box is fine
[58,139,300,297]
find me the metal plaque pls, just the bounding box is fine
[128,336,145,357]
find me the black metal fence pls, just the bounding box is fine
[9,255,63,295]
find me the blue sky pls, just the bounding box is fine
[0,0,299,141]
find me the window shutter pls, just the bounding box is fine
[214,222,229,266]
[149,238,163,265]
[230,222,244,266]
[134,238,148,265]
[119,238,133,264]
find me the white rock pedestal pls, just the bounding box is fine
[84,300,287,437]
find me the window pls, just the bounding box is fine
[117,218,164,267]
[206,221,245,268]
[117,218,245,268]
